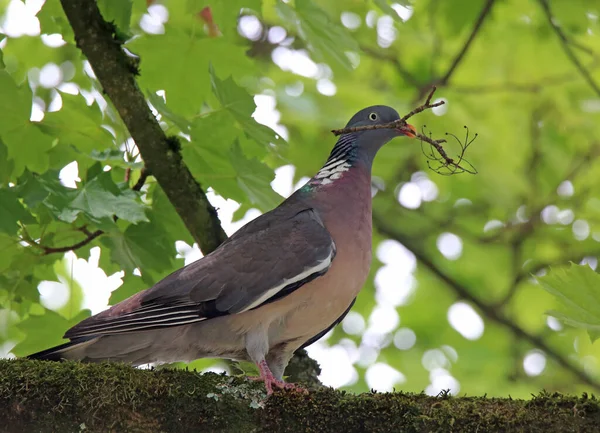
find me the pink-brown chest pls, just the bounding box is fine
[274,168,374,341]
[313,169,373,290]
[230,167,375,345]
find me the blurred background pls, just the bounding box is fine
[1,0,600,399]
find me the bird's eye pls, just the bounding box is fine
[369,112,378,121]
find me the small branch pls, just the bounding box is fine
[400,86,442,121]
[538,0,600,98]
[437,0,496,87]
[373,214,600,393]
[331,87,477,175]
[60,0,228,254]
[420,125,479,175]
[132,167,150,192]
[41,229,104,255]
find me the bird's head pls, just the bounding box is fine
[348,104,415,143]
[336,105,416,166]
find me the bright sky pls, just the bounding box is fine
[1,0,550,394]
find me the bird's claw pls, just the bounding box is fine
[249,360,309,395]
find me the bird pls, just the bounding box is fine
[28,106,416,394]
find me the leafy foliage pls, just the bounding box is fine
[538,264,600,341]
[1,0,600,400]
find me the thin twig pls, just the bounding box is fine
[41,230,104,255]
[401,86,442,121]
[132,167,150,192]
[538,0,600,98]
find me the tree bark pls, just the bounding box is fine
[60,0,227,254]
[2,359,599,433]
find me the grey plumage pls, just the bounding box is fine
[28,106,415,394]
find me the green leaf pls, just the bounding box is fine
[149,184,194,245]
[373,0,400,19]
[11,308,90,357]
[550,0,593,34]
[373,0,411,15]
[102,220,175,279]
[0,139,14,185]
[147,92,192,133]
[437,0,484,36]
[87,149,143,169]
[0,188,34,235]
[126,29,255,115]
[53,254,86,320]
[0,71,53,175]
[36,0,74,40]
[69,172,149,224]
[0,266,40,305]
[277,0,359,69]
[184,112,279,208]
[16,170,54,209]
[39,92,114,153]
[97,0,133,35]
[211,72,284,148]
[108,272,143,305]
[230,141,281,210]
[537,264,600,342]
[0,33,5,70]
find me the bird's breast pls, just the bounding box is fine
[276,168,374,343]
[228,167,374,350]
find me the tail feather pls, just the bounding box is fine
[27,336,98,361]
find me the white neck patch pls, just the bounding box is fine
[315,158,352,185]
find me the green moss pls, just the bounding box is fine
[0,359,258,432]
[2,359,600,432]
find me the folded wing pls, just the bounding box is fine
[64,208,335,339]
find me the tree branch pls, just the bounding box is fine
[4,359,600,433]
[40,229,104,255]
[538,0,600,98]
[132,167,150,192]
[437,0,496,87]
[373,213,600,393]
[60,0,227,254]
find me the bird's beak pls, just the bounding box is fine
[397,123,417,138]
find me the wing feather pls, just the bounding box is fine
[64,208,335,339]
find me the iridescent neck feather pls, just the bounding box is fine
[305,133,359,189]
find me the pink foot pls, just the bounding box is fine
[249,360,308,395]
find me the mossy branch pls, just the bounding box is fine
[2,360,600,433]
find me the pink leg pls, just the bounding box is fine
[250,360,307,395]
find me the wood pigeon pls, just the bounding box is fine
[29,106,417,394]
